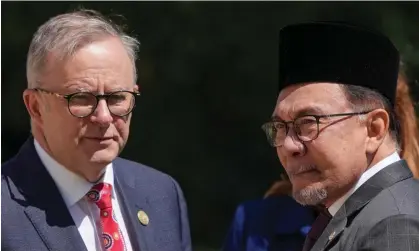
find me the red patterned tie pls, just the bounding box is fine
[87,182,125,251]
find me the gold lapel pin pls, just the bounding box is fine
[329,231,336,241]
[137,210,149,226]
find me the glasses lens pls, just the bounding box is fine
[262,122,287,147]
[107,91,136,116]
[68,92,97,117]
[294,116,318,141]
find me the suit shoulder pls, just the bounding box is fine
[339,178,419,250]
[385,177,419,214]
[350,177,419,233]
[1,157,20,195]
[2,156,17,177]
[357,214,419,250]
[1,157,25,218]
[387,176,419,194]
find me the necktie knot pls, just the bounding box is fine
[86,182,113,210]
[86,182,125,250]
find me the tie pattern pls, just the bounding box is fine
[302,207,332,251]
[87,182,125,251]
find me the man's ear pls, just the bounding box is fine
[365,109,390,154]
[23,89,44,127]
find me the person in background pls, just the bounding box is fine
[2,9,192,251]
[222,173,315,251]
[395,71,419,177]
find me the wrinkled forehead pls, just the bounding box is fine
[40,38,135,90]
[273,83,349,119]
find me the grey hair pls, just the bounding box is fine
[339,84,401,152]
[293,185,328,206]
[26,9,140,88]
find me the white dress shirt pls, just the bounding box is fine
[328,151,401,216]
[34,140,133,251]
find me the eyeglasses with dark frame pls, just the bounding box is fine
[261,111,372,147]
[33,88,141,118]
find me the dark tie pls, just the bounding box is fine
[302,207,332,251]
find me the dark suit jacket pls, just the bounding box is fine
[1,137,192,251]
[222,196,316,251]
[310,160,419,251]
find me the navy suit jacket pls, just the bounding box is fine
[222,196,315,251]
[1,137,192,251]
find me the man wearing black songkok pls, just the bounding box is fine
[261,22,419,251]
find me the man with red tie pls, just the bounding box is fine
[2,9,192,251]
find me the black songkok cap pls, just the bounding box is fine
[278,22,400,105]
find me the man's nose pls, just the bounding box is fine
[278,129,306,157]
[90,99,113,127]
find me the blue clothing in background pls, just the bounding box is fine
[223,196,315,251]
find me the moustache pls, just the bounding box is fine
[288,164,317,176]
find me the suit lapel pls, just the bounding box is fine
[25,205,87,251]
[15,138,87,251]
[312,160,412,251]
[344,160,412,216]
[114,161,152,251]
[311,205,347,251]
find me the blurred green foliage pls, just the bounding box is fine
[2,2,419,249]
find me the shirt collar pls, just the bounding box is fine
[34,139,114,207]
[328,151,401,216]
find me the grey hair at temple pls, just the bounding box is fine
[339,84,401,152]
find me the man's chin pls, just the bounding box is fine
[292,184,328,206]
[88,150,118,165]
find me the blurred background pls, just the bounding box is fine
[2,2,419,250]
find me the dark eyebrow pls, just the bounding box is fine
[271,116,285,122]
[271,106,325,121]
[293,106,325,117]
